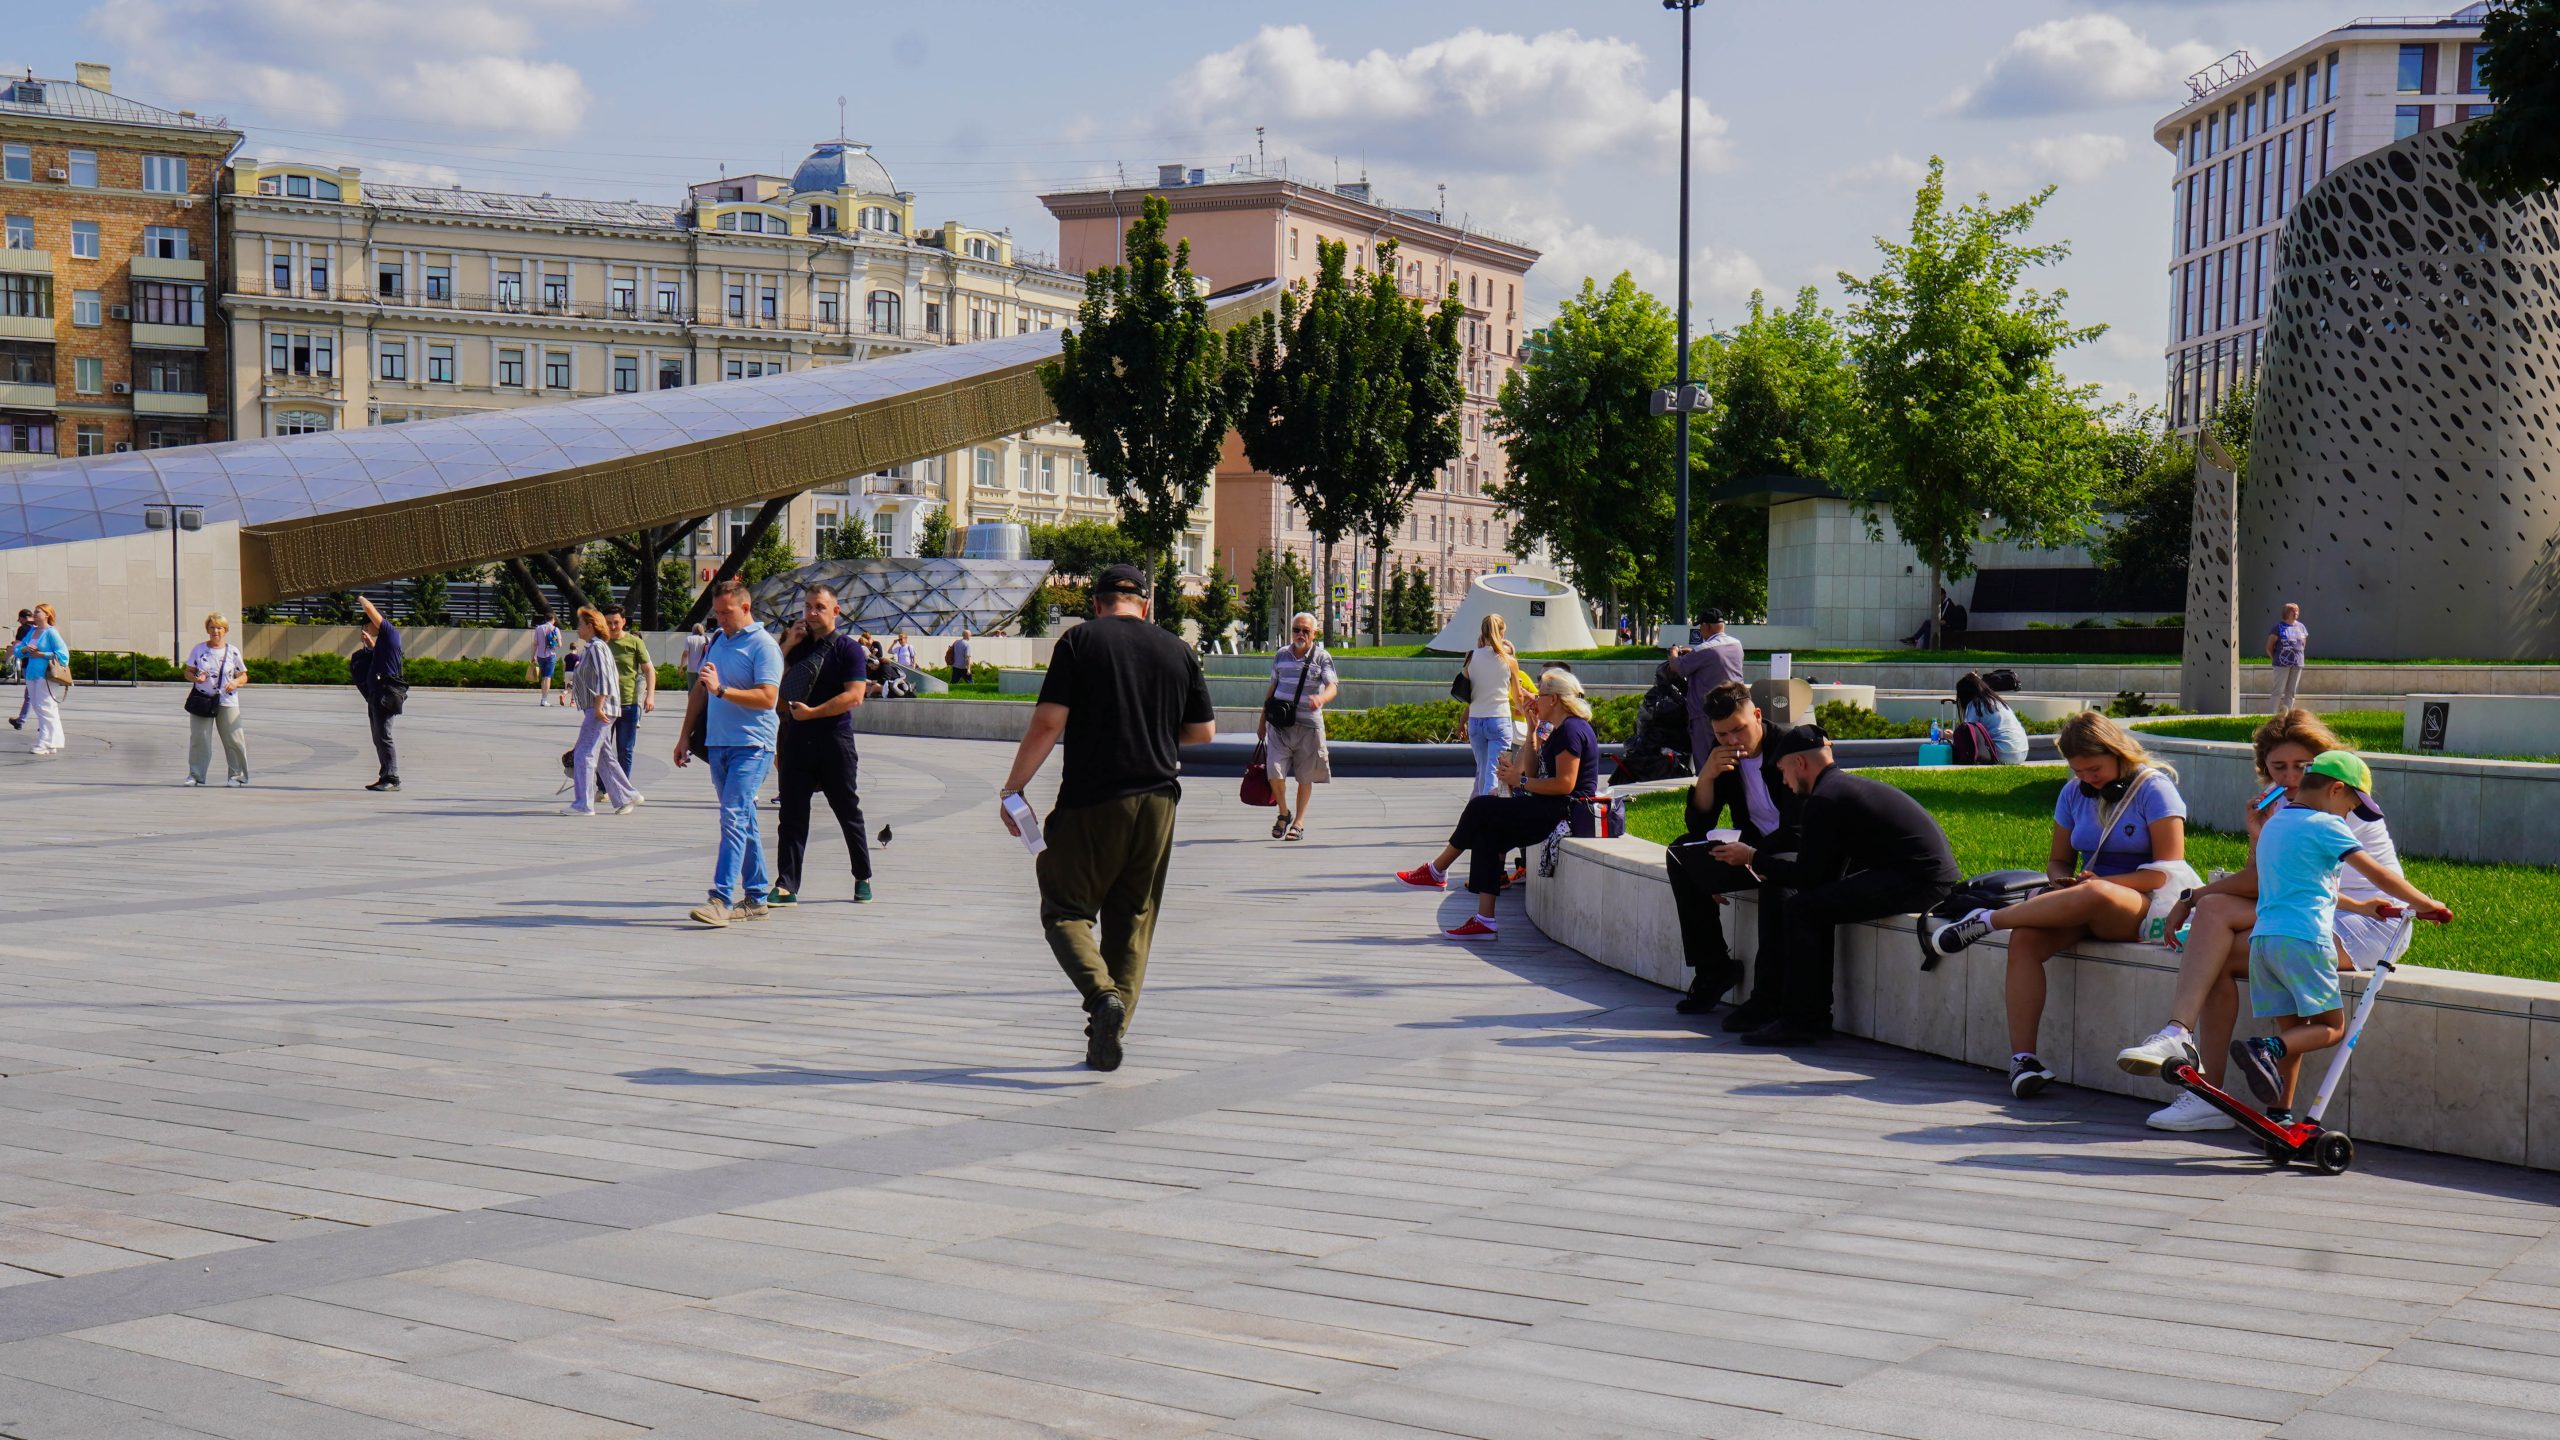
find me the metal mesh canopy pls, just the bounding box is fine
[752,557,1054,637]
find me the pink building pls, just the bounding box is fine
[1042,169,1538,632]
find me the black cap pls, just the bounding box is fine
[1094,563,1148,596]
[1697,608,1724,625]
[1766,723,1829,763]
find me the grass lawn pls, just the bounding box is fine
[2142,710,2560,765]
[918,667,1033,702]
[1624,767,2558,984]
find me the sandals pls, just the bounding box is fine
[1271,809,1292,839]
[1283,823,1305,842]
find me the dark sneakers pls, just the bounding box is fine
[1086,994,1127,1072]
[1719,998,1778,1034]
[2230,1036,2287,1105]
[365,777,401,792]
[1675,960,1742,1015]
[1740,1020,1826,1047]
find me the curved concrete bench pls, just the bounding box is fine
[1526,833,2557,1172]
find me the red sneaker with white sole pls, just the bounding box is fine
[1444,916,1499,940]
[1395,866,1446,889]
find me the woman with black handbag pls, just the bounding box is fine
[182,613,250,786]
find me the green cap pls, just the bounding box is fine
[2302,751,2383,819]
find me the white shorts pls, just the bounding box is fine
[2335,910,2414,970]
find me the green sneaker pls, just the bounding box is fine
[766,887,796,906]
[853,879,873,904]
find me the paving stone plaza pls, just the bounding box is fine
[0,686,2556,1438]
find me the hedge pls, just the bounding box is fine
[63,648,696,693]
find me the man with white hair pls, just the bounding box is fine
[1256,611,1338,842]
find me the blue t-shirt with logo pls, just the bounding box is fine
[2052,770,2188,876]
[702,624,784,750]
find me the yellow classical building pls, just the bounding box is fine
[220,139,1195,576]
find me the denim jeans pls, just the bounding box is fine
[1465,715,1515,797]
[613,703,641,777]
[705,744,773,904]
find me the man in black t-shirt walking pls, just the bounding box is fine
[999,564,1218,1071]
[771,585,873,906]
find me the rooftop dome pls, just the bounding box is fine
[791,139,895,197]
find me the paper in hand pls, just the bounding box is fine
[1002,793,1046,856]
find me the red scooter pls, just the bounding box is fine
[2157,904,2429,1176]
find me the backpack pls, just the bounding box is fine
[1983,668,2020,693]
[1951,719,1997,765]
[1915,870,2049,971]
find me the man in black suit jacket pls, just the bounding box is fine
[1664,682,1798,1028]
[1713,725,1962,1046]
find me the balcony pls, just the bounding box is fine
[0,315,49,342]
[133,389,210,417]
[131,255,206,282]
[0,248,48,275]
[262,372,338,399]
[0,382,53,409]
[132,322,204,349]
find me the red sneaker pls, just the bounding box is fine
[1395,866,1446,890]
[1508,864,1528,886]
[1444,916,1499,941]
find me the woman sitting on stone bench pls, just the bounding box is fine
[1927,712,2195,1100]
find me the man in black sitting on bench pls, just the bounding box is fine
[1664,682,1797,1028]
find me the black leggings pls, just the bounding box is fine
[1446,794,1568,896]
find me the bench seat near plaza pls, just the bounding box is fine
[0,684,2557,1440]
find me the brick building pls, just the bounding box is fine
[0,64,239,464]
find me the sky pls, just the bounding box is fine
[8,0,2369,404]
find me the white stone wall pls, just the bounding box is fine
[1765,498,2098,646]
[0,522,243,660]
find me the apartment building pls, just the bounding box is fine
[2154,4,2494,430]
[1043,167,1539,628]
[220,138,1149,571]
[0,64,238,465]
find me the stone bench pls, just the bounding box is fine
[1527,834,2558,1172]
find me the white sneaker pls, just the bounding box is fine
[2116,1025,2200,1077]
[2147,1090,2236,1132]
[182,777,204,787]
[613,799,641,815]
[556,806,592,817]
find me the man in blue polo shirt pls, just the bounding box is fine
[674,579,784,927]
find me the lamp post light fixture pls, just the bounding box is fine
[141,501,205,667]
[1664,0,1705,640]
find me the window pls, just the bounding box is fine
[376,261,407,299]
[2322,112,2335,174]
[2395,105,2422,141]
[807,203,837,233]
[426,265,451,300]
[1037,454,1057,493]
[859,205,901,233]
[612,354,639,393]
[137,349,202,393]
[498,348,525,387]
[817,291,839,324]
[726,283,745,318]
[1288,227,1299,260]
[759,285,777,320]
[2,418,52,455]
[2325,54,2338,105]
[76,425,103,456]
[610,278,636,313]
[544,350,570,388]
[658,359,683,389]
[309,258,329,295]
[313,333,335,376]
[2398,44,2427,94]
[133,281,201,325]
[427,344,454,383]
[1,145,28,183]
[379,342,407,381]
[1018,449,1032,490]
[142,226,188,260]
[268,334,288,373]
[63,220,101,262]
[655,280,680,316]
[974,447,999,488]
[541,274,568,308]
[924,300,942,334]
[141,155,188,192]
[72,289,100,327]
[270,253,292,290]
[0,342,45,384]
[274,411,330,436]
[2466,43,2490,93]
[72,356,101,393]
[2242,96,2256,140]
[1,216,29,250]
[496,272,523,307]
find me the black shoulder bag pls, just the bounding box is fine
[1450,646,1476,704]
[184,648,226,718]
[1263,647,1320,730]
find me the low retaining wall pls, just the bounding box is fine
[2138,734,2560,867]
[245,624,1063,670]
[1526,835,2560,1172]
[848,700,1261,743]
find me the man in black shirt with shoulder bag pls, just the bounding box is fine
[1000,565,1218,1071]
[770,584,873,906]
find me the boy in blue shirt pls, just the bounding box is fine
[2229,752,2448,1117]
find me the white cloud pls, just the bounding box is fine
[87,0,614,136]
[2015,132,2130,184]
[1942,15,2218,118]
[1829,153,1928,192]
[1173,25,1727,174]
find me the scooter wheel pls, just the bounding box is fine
[2260,1142,2292,1166]
[2312,1131,2355,1176]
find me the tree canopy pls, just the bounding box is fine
[2458,0,2560,203]
[1689,286,1858,620]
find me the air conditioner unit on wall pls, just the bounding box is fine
[111,381,130,394]
[112,442,130,451]
[108,304,129,320]
[46,168,66,181]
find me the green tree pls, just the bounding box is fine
[1028,518,1149,581]
[1833,157,2114,646]
[2202,379,2254,493]
[738,523,800,585]
[1690,287,1858,621]
[918,505,956,560]
[1197,558,1238,643]
[490,562,535,629]
[817,517,883,561]
[1490,273,1678,624]
[2091,406,2199,609]
[655,554,696,624]
[1404,565,1437,634]
[2458,0,2560,203]
[1360,241,1465,645]
[1153,553,1188,635]
[404,569,460,627]
[1041,194,1240,602]
[1382,566,1411,638]
[1236,239,1410,643]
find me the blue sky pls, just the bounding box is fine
[11,1,2363,402]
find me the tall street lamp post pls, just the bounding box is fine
[141,502,204,667]
[1658,0,1708,641]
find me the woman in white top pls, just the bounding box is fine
[1462,613,1527,797]
[183,612,250,786]
[678,623,710,677]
